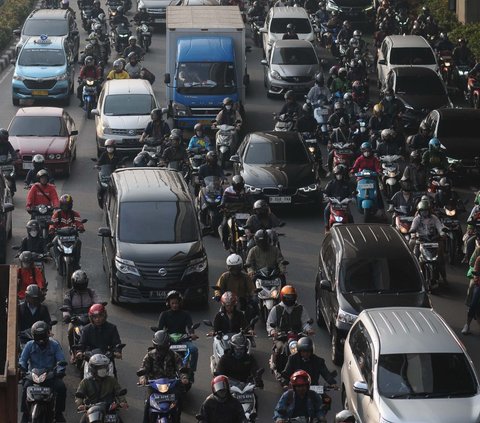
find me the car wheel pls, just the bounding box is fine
[109,271,119,305]
[315,290,325,327]
[331,327,343,365]
[12,98,20,106]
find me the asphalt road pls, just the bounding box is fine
[2,5,480,422]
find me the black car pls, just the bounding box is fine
[0,174,14,263]
[315,224,430,365]
[98,168,209,305]
[385,67,452,132]
[325,0,374,24]
[230,131,321,207]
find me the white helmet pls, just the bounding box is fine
[226,254,243,267]
[32,154,45,164]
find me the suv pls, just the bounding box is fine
[342,307,480,423]
[13,9,79,62]
[325,0,374,24]
[137,0,174,24]
[98,168,209,305]
[315,224,430,365]
[0,174,14,264]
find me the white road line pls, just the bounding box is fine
[0,65,13,84]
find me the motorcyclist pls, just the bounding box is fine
[376,128,402,156]
[368,103,390,135]
[18,284,51,333]
[140,108,170,143]
[416,5,431,27]
[0,128,17,192]
[106,58,130,80]
[274,371,324,423]
[280,337,337,388]
[434,32,454,53]
[133,6,152,25]
[347,59,367,86]
[125,52,142,78]
[91,0,105,19]
[327,117,354,172]
[138,330,187,423]
[461,252,480,334]
[24,154,53,187]
[421,138,448,171]
[60,0,76,16]
[306,72,331,104]
[296,102,318,133]
[97,139,123,168]
[215,97,243,127]
[62,270,99,359]
[161,132,188,168]
[19,220,48,254]
[453,38,475,67]
[406,121,431,152]
[247,1,265,19]
[403,150,428,191]
[17,251,47,301]
[212,292,249,335]
[279,90,301,117]
[337,20,352,45]
[323,165,355,230]
[198,151,225,180]
[123,35,145,59]
[156,290,199,377]
[75,354,128,423]
[188,123,213,153]
[19,321,67,423]
[111,5,129,27]
[329,67,349,94]
[246,200,283,235]
[314,1,329,23]
[282,23,299,40]
[388,178,416,220]
[380,87,405,126]
[198,375,247,423]
[343,92,362,122]
[246,229,286,277]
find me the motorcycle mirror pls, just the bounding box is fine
[59,306,71,312]
[269,323,276,328]
[91,158,98,162]
[250,316,259,326]
[211,285,221,290]
[12,246,20,250]
[256,368,265,376]
[101,301,108,306]
[254,288,262,294]
[191,322,201,330]
[278,222,286,227]
[203,320,213,327]
[136,368,147,377]
[282,260,289,266]
[118,388,127,396]
[150,326,158,332]
[81,219,88,224]
[195,414,202,421]
[307,319,313,325]
[50,320,58,327]
[57,360,68,367]
[116,343,126,349]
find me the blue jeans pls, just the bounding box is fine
[184,341,198,371]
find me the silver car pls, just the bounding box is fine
[261,39,320,97]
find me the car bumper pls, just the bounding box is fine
[402,110,428,132]
[12,80,70,101]
[266,76,314,96]
[97,135,143,155]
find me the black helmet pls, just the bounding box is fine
[26,219,40,235]
[150,108,162,121]
[25,284,42,300]
[253,199,269,213]
[19,251,34,264]
[284,90,295,101]
[400,177,412,192]
[72,270,89,290]
[152,330,170,350]
[206,151,217,164]
[116,5,124,13]
[333,164,347,176]
[84,56,95,67]
[0,128,9,142]
[254,229,269,250]
[286,23,295,31]
[297,336,314,353]
[229,333,248,358]
[232,175,244,192]
[410,149,421,163]
[32,321,49,345]
[302,102,313,114]
[166,290,182,305]
[127,51,138,61]
[314,72,324,86]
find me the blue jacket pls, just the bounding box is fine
[273,389,323,421]
[188,135,213,151]
[19,339,66,372]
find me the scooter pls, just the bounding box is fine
[325,197,353,230]
[60,305,90,371]
[414,235,442,292]
[438,203,462,265]
[197,176,224,233]
[273,113,297,132]
[331,142,355,171]
[94,163,114,209]
[136,21,152,51]
[81,6,94,31]
[229,370,264,422]
[214,123,238,169]
[392,205,414,242]
[354,170,379,223]
[83,343,125,379]
[250,15,265,47]
[82,77,100,119]
[438,50,453,84]
[134,137,165,167]
[254,267,283,322]
[225,206,251,260]
[0,154,16,195]
[112,22,131,53]
[380,155,403,199]
[75,389,127,423]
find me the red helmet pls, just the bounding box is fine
[221,291,237,307]
[88,303,106,317]
[211,375,229,394]
[290,370,311,388]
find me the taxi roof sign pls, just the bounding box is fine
[34,34,52,44]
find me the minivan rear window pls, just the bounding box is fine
[270,18,311,34]
[389,47,436,65]
[119,201,198,243]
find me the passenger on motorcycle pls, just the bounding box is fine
[337,20,352,46]
[76,354,128,423]
[198,375,247,423]
[296,102,318,133]
[416,5,432,27]
[327,118,354,172]
[188,123,213,152]
[434,32,454,52]
[19,284,51,333]
[63,270,99,357]
[24,154,54,187]
[453,38,475,67]
[421,138,448,171]
[388,178,415,214]
[247,1,265,19]
[467,192,480,224]
[376,128,403,156]
[380,87,405,126]
[406,121,431,152]
[282,23,299,40]
[161,133,188,166]
[280,337,337,389]
[26,169,59,212]
[198,151,225,180]
[274,370,324,423]
[314,2,329,23]
[17,251,47,300]
[20,220,48,254]
[156,290,199,375]
[60,0,76,16]
[329,67,349,94]
[106,58,130,80]
[19,321,67,423]
[279,90,302,116]
[125,52,142,78]
[216,97,243,126]
[328,100,350,129]
[403,150,428,191]
[306,72,331,104]
[246,229,286,278]
[123,35,145,59]
[323,165,355,229]
[0,128,17,191]
[140,108,171,143]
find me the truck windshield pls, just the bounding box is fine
[176,62,237,95]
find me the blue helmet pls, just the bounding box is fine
[360,141,372,151]
[429,137,440,151]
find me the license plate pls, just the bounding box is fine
[360,183,374,189]
[154,18,166,23]
[170,344,187,351]
[235,213,250,220]
[310,385,324,394]
[23,162,34,170]
[32,90,49,96]
[153,393,175,401]
[36,215,50,221]
[233,393,254,402]
[149,290,167,299]
[269,196,291,204]
[261,280,280,288]
[104,415,117,423]
[28,386,50,394]
[121,138,139,144]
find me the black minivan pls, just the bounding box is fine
[98,168,208,305]
[315,224,430,365]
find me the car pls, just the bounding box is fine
[385,67,452,132]
[11,35,75,106]
[261,7,316,58]
[315,224,430,365]
[176,0,219,5]
[377,35,438,88]
[137,0,176,24]
[8,107,78,177]
[261,39,320,97]
[341,307,480,423]
[230,131,321,206]
[421,108,480,173]
[0,174,14,264]
[13,9,79,62]
[92,79,159,156]
[325,0,374,24]
[97,167,209,305]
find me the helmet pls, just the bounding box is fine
[206,151,217,164]
[94,0,100,3]
[335,410,356,423]
[128,35,137,43]
[417,200,430,211]
[226,253,243,267]
[19,251,33,264]
[254,229,269,250]
[84,56,94,67]
[458,37,466,44]
[334,101,344,111]
[286,23,295,31]
[89,354,110,378]
[342,20,350,28]
[25,284,42,300]
[61,0,69,8]
[422,5,430,13]
[116,5,124,13]
[152,330,170,349]
[381,128,394,141]
[352,80,362,90]
[439,32,447,40]
[32,154,45,165]
[169,132,181,143]
[171,128,183,139]
[220,291,237,307]
[229,333,248,358]
[360,141,372,151]
[31,321,49,345]
[72,270,89,290]
[150,108,162,121]
[105,139,116,149]
[88,33,97,44]
[333,164,347,176]
[211,375,229,395]
[338,67,347,77]
[429,137,441,151]
[297,336,314,353]
[98,13,105,21]
[113,59,124,71]
[166,290,183,305]
[127,51,138,61]
[59,193,73,211]
[223,97,233,106]
[194,123,203,133]
[280,285,297,306]
[329,65,339,76]
[290,370,311,387]
[438,177,451,190]
[373,103,384,114]
[353,29,362,38]
[349,38,359,48]
[88,303,106,318]
[253,199,269,213]
[284,90,295,101]
[343,92,352,102]
[410,149,421,162]
[37,169,49,181]
[302,102,313,114]
[26,219,40,236]
[0,128,9,142]
[232,175,244,192]
[314,72,324,85]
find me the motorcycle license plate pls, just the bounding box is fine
[28,386,51,394]
[59,236,76,242]
[104,415,117,423]
[269,196,291,204]
[149,290,168,299]
[235,213,250,220]
[32,90,48,96]
[35,215,50,221]
[153,393,175,402]
[233,393,254,402]
[261,279,280,288]
[360,183,374,189]
[23,162,34,170]
[310,385,324,394]
[170,344,187,351]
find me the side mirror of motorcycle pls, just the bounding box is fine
[57,360,68,367]
[12,246,20,250]
[59,306,70,312]
[282,260,289,266]
[306,318,313,325]
[211,285,221,290]
[101,301,108,307]
[116,343,126,350]
[269,323,276,328]
[75,392,86,399]
[250,316,259,326]
[195,414,202,422]
[230,155,240,163]
[72,30,79,36]
[50,320,58,327]
[136,368,146,377]
[203,320,213,327]
[150,326,158,332]
[81,219,88,224]
[320,279,332,291]
[330,369,338,378]
[191,322,201,330]
[254,288,262,294]
[91,158,98,162]
[256,368,265,377]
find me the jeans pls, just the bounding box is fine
[468,284,480,319]
[184,341,198,371]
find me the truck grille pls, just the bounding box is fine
[24,79,56,90]
[190,107,222,116]
[136,261,187,282]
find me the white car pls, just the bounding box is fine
[261,6,316,59]
[342,307,480,423]
[93,79,159,156]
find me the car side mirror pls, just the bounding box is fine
[230,155,240,163]
[10,59,16,65]
[320,279,332,291]
[70,130,78,136]
[353,380,370,396]
[164,73,171,84]
[136,368,146,377]
[150,326,158,332]
[378,59,386,65]
[3,203,14,213]
[13,29,21,37]
[260,59,268,66]
[97,227,112,237]
[91,109,99,116]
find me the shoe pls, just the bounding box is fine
[461,324,471,335]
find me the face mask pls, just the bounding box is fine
[97,368,108,378]
[29,230,38,238]
[420,210,429,218]
[335,174,343,180]
[363,151,371,157]
[225,105,232,111]
[385,96,393,101]
[107,147,114,153]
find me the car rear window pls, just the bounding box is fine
[23,20,69,36]
[437,116,478,138]
[244,138,309,165]
[272,47,317,65]
[389,47,436,65]
[9,116,67,137]
[270,18,311,34]
[378,353,477,398]
[103,94,155,116]
[395,74,444,96]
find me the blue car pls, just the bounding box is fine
[12,35,75,106]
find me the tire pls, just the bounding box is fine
[315,292,325,328]
[331,327,343,366]
[362,208,370,223]
[261,304,269,322]
[86,101,92,119]
[64,159,72,178]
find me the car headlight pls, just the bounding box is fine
[337,308,357,325]
[138,1,145,7]
[447,157,460,165]
[103,127,113,135]
[184,256,207,276]
[172,101,190,117]
[299,184,318,193]
[115,256,140,276]
[56,73,68,81]
[13,74,25,81]
[270,70,282,80]
[48,154,55,160]
[245,184,262,194]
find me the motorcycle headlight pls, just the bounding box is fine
[172,101,190,117]
[337,308,357,325]
[245,184,262,194]
[183,256,207,276]
[270,70,282,80]
[56,73,68,81]
[156,383,169,393]
[86,79,95,86]
[363,4,373,10]
[334,215,344,222]
[400,226,409,234]
[387,171,397,177]
[444,62,451,67]
[115,256,140,276]
[32,372,47,384]
[445,208,456,217]
[308,146,316,154]
[13,74,25,81]
[299,184,318,193]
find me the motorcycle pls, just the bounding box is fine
[75,388,127,423]
[438,50,453,84]
[273,113,297,132]
[354,170,379,223]
[62,312,89,370]
[331,142,355,171]
[302,133,322,165]
[229,370,264,422]
[93,162,113,209]
[83,343,126,379]
[438,203,462,265]
[81,6,94,31]
[380,154,403,199]
[188,148,207,193]
[325,197,353,230]
[197,176,224,233]
[310,100,330,144]
[225,205,251,260]
[30,204,54,240]
[112,22,131,53]
[415,236,441,293]
[214,123,239,169]
[82,77,100,119]
[134,137,165,167]
[392,205,414,242]
[250,15,265,47]
[427,167,447,194]
[254,267,283,322]
[135,21,152,52]
[0,154,16,195]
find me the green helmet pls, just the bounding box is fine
[417,200,430,211]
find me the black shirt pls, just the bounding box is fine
[79,321,122,353]
[157,309,193,334]
[20,236,47,254]
[18,302,51,332]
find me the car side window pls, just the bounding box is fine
[321,243,336,282]
[349,321,374,387]
[106,192,118,235]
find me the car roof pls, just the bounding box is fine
[23,35,65,49]
[247,131,302,144]
[28,9,71,19]
[15,107,64,117]
[112,168,191,202]
[392,67,439,77]
[103,79,154,95]
[331,224,410,259]
[360,307,462,354]
[273,39,314,48]
[386,35,430,48]
[269,6,309,18]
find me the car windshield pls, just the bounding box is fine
[340,257,423,293]
[119,201,198,243]
[378,353,477,398]
[270,18,312,34]
[23,20,69,36]
[103,94,155,116]
[396,75,445,95]
[176,62,237,95]
[437,116,478,138]
[389,47,436,65]
[244,138,309,165]
[9,116,67,136]
[272,47,317,65]
[18,48,65,66]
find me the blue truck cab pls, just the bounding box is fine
[12,35,75,106]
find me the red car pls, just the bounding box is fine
[8,107,78,177]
